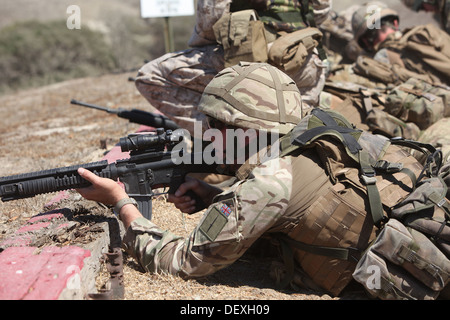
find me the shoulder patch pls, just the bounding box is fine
[199,206,229,242]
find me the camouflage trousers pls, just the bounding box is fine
[135,44,326,135]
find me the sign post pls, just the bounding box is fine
[140,0,195,53]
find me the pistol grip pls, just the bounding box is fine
[184,190,206,214]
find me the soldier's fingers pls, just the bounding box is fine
[78,168,100,184]
[174,179,200,197]
[167,194,196,212]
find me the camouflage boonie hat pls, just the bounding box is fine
[198,62,303,135]
[352,1,399,42]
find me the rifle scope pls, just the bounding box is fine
[120,129,183,152]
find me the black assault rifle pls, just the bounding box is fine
[0,129,223,220]
[71,99,179,131]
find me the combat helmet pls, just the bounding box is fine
[198,62,303,135]
[352,1,399,47]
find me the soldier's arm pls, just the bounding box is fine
[122,157,293,278]
[76,168,143,229]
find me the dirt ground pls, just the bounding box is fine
[0,72,369,301]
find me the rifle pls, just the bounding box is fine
[71,99,179,131]
[0,129,223,220]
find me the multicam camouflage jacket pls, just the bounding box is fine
[120,125,436,297]
[122,150,332,279]
[189,0,331,46]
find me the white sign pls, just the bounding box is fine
[140,0,195,18]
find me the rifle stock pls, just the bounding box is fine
[0,130,223,220]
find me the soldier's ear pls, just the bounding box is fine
[394,19,399,29]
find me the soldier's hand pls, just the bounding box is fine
[168,177,222,214]
[76,168,128,206]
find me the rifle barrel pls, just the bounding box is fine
[70,99,179,130]
[0,160,112,201]
[70,99,119,114]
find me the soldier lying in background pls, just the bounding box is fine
[320,1,450,163]
[134,0,331,136]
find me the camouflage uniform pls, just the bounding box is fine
[351,2,450,86]
[123,63,433,296]
[135,0,331,135]
[318,4,365,64]
[126,62,325,281]
[322,2,450,146]
[122,150,332,278]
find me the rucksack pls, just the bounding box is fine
[273,108,450,299]
[353,55,434,86]
[384,78,450,130]
[353,173,450,299]
[268,27,323,74]
[322,81,421,140]
[399,24,450,86]
[213,9,268,67]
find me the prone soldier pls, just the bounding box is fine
[76,63,450,299]
[322,1,450,160]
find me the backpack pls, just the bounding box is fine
[353,55,434,86]
[322,81,421,140]
[384,78,450,130]
[274,108,450,299]
[268,27,323,74]
[353,173,450,299]
[352,24,450,87]
[399,24,450,86]
[213,9,268,67]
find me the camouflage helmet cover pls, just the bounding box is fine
[198,62,303,135]
[352,1,400,42]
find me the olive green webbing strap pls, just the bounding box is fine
[281,235,361,260]
[428,191,450,243]
[359,150,386,228]
[389,138,441,185]
[390,138,436,159]
[360,150,421,227]
[373,159,418,191]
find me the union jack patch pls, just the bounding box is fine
[219,204,232,217]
